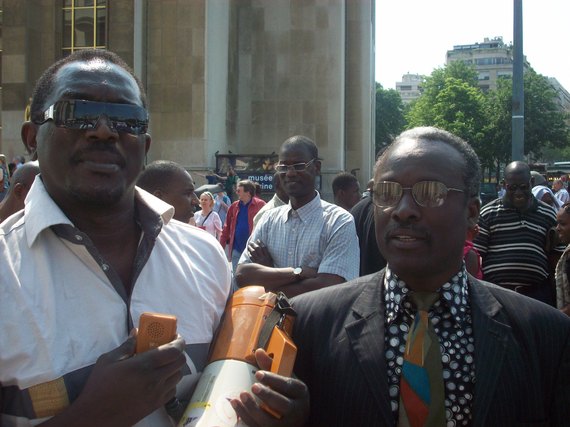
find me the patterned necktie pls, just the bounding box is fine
[398,291,446,427]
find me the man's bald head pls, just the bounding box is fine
[0,161,40,222]
[10,161,40,189]
[504,161,530,179]
[503,161,532,210]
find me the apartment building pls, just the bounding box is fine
[446,36,520,92]
[395,73,422,104]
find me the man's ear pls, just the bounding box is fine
[21,122,38,157]
[12,183,26,200]
[467,197,480,228]
[314,159,322,175]
[144,134,151,155]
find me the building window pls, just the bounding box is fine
[478,72,490,81]
[63,0,107,55]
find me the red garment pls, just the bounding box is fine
[463,240,483,279]
[219,197,266,254]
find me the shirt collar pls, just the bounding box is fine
[24,176,175,247]
[383,264,471,328]
[284,191,321,223]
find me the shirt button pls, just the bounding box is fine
[75,234,83,241]
[101,264,110,271]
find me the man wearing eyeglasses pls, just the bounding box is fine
[473,161,564,306]
[234,135,359,297]
[0,50,307,426]
[289,127,570,426]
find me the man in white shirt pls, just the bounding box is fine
[235,135,359,297]
[1,49,307,427]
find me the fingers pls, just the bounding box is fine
[247,240,265,256]
[248,240,273,265]
[136,336,186,371]
[254,348,274,371]
[254,371,308,401]
[231,350,309,427]
[230,391,274,427]
[230,373,309,427]
[97,333,136,364]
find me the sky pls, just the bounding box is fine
[375,0,570,92]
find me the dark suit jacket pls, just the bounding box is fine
[350,196,386,276]
[291,270,570,427]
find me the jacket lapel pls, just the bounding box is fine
[469,278,513,427]
[344,272,394,426]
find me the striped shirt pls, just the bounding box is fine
[473,197,560,287]
[239,192,359,282]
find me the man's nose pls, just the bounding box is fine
[85,116,118,139]
[391,190,420,222]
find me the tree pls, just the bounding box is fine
[406,62,487,158]
[486,68,570,173]
[375,83,406,155]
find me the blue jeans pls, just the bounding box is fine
[231,249,243,273]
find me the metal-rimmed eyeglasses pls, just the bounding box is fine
[373,181,464,208]
[275,158,316,174]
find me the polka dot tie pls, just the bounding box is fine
[398,292,446,427]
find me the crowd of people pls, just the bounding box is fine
[0,49,569,426]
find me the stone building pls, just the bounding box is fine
[0,0,375,199]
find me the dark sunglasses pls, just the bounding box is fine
[505,183,530,191]
[373,181,464,208]
[33,99,149,135]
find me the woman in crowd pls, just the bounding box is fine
[555,202,570,316]
[194,191,223,240]
[214,189,231,225]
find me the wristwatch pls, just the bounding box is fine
[293,267,303,281]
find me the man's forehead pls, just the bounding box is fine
[379,138,456,169]
[279,144,312,160]
[50,60,141,104]
[505,171,530,182]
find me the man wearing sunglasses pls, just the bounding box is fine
[473,161,564,306]
[290,127,570,426]
[234,135,359,297]
[0,50,307,426]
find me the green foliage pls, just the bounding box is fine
[375,61,569,178]
[375,83,406,155]
[402,61,570,178]
[406,63,487,160]
[486,68,570,163]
